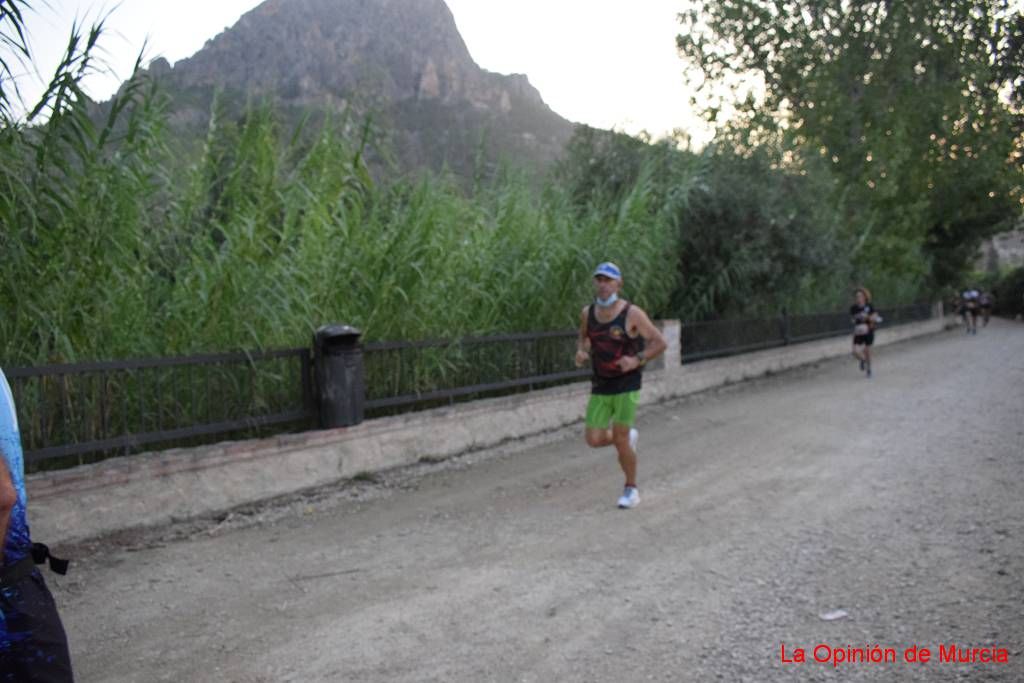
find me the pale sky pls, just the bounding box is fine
[7,0,711,143]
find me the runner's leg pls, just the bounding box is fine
[611,423,637,487]
[584,395,614,448]
[585,427,614,448]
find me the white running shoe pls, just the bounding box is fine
[617,486,640,509]
[628,427,639,453]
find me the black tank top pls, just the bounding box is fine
[587,303,643,395]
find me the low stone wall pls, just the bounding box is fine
[27,313,946,545]
[649,312,949,403]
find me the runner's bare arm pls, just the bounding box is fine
[618,306,667,371]
[0,455,14,565]
[575,306,591,367]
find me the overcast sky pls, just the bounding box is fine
[8,0,710,142]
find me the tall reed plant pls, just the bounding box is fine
[2,79,684,365]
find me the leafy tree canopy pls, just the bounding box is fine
[677,0,1024,288]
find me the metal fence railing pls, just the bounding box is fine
[363,331,588,415]
[5,349,313,470]
[682,303,933,363]
[878,302,934,326]
[681,316,787,362]
[5,303,934,470]
[5,332,588,470]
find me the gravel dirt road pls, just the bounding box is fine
[51,321,1023,682]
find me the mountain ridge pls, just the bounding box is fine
[132,0,574,176]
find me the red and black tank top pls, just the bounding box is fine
[587,302,643,395]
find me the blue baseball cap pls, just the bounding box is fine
[592,262,622,280]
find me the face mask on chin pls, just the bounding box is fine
[595,293,619,308]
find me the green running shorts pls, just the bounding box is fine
[585,390,640,429]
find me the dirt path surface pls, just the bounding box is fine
[52,321,1023,682]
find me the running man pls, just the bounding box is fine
[1,368,74,680]
[575,262,667,509]
[961,287,980,334]
[979,291,994,327]
[850,287,881,378]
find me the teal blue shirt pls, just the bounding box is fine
[0,369,32,571]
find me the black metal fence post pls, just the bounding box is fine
[780,308,791,345]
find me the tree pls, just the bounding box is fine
[677,0,1024,290]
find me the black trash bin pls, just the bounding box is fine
[313,324,364,428]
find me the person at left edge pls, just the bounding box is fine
[0,368,74,682]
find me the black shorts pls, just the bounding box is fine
[0,569,73,682]
[853,332,874,346]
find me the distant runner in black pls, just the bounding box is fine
[850,288,881,378]
[961,287,980,335]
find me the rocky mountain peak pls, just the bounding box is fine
[142,0,571,175]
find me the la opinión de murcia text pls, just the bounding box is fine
[780,643,1010,668]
